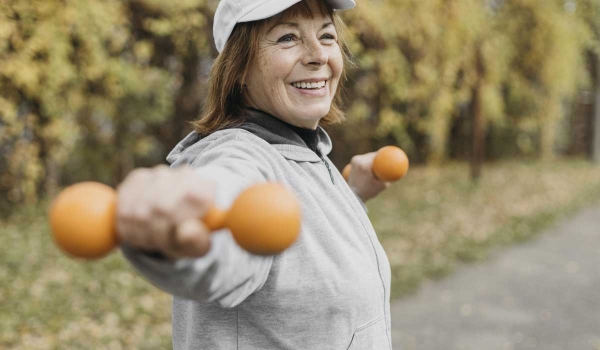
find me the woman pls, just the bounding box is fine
[119,0,393,348]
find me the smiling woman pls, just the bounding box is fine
[193,0,352,134]
[116,1,395,349]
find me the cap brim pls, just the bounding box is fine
[239,0,302,23]
[239,0,356,23]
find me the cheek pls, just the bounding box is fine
[329,49,343,95]
[256,64,289,108]
[263,53,296,85]
[331,48,344,80]
[260,67,282,100]
[251,65,280,101]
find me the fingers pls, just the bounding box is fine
[349,152,379,182]
[116,168,156,250]
[116,165,216,258]
[347,152,388,202]
[350,152,376,170]
[163,218,212,259]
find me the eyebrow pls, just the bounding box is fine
[267,21,333,34]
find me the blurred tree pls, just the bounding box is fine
[1,0,599,214]
[0,0,214,214]
[339,0,508,176]
[575,0,600,161]
[336,0,595,169]
[498,0,591,160]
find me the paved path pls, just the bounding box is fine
[390,204,600,350]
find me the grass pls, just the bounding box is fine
[2,159,600,348]
[0,205,173,349]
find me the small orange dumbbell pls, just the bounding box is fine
[342,146,409,182]
[49,182,301,259]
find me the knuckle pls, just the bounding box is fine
[117,205,136,222]
[174,165,192,174]
[131,207,151,222]
[351,155,369,168]
[129,168,151,181]
[120,170,150,190]
[184,188,212,206]
[184,180,214,203]
[154,164,171,176]
[154,164,170,171]
[152,200,174,216]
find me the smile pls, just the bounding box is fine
[291,80,327,90]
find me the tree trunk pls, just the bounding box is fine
[471,45,485,181]
[471,84,484,180]
[114,115,135,184]
[592,55,600,163]
[168,49,202,150]
[44,157,60,198]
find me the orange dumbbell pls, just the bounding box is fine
[49,182,301,260]
[342,146,409,182]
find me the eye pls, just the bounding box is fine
[277,34,297,43]
[320,33,337,43]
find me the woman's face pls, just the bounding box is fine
[243,3,343,130]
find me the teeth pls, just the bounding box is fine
[292,81,326,89]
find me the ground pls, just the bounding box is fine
[391,204,600,350]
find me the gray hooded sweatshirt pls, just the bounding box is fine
[121,110,393,350]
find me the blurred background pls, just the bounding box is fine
[1,0,600,349]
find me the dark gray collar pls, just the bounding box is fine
[238,108,321,155]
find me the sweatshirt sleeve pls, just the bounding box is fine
[120,133,277,308]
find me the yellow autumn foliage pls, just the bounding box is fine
[0,0,599,213]
[0,0,214,212]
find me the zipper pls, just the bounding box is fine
[321,156,335,185]
[363,227,391,347]
[317,150,335,184]
[322,156,390,347]
[316,149,388,345]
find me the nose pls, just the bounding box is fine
[301,39,328,68]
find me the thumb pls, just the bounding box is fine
[167,218,212,258]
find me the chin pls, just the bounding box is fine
[299,105,331,120]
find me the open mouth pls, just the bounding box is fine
[291,80,327,90]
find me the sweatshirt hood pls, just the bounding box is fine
[167,109,333,165]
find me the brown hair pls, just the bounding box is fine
[191,0,352,135]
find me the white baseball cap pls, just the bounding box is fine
[213,0,356,53]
